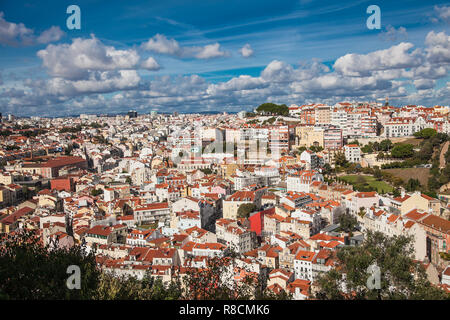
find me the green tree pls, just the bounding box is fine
[125,176,132,185]
[414,128,437,139]
[310,145,324,153]
[361,144,373,153]
[256,103,289,116]
[391,144,414,159]
[237,203,257,218]
[339,213,358,235]
[405,178,421,192]
[91,188,104,197]
[95,272,182,300]
[334,152,348,167]
[373,168,382,180]
[182,255,291,300]
[372,142,380,151]
[200,168,213,175]
[65,144,74,156]
[297,146,307,154]
[0,229,100,299]
[420,142,434,161]
[315,231,449,300]
[379,139,393,152]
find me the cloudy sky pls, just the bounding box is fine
[0,0,449,117]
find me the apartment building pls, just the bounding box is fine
[344,144,361,163]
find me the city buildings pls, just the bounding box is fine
[1,102,449,299]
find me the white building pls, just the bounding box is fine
[286,171,324,193]
[344,144,361,163]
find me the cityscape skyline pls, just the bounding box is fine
[0,0,449,117]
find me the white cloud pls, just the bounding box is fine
[195,43,228,59]
[334,42,423,77]
[141,57,161,70]
[413,79,435,90]
[37,35,140,80]
[379,25,407,42]
[239,43,254,58]
[0,12,33,45]
[0,12,64,46]
[70,70,141,93]
[425,31,450,64]
[261,59,329,82]
[141,33,182,56]
[433,5,450,23]
[261,60,295,82]
[206,75,266,95]
[36,26,65,44]
[141,33,229,59]
[3,30,450,115]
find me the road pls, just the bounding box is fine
[440,141,449,168]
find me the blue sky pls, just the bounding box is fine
[0,0,449,116]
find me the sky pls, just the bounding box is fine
[0,0,449,117]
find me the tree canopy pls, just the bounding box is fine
[338,213,358,234]
[256,103,289,116]
[237,203,257,218]
[315,231,449,300]
[414,128,437,139]
[0,229,289,300]
[390,143,414,158]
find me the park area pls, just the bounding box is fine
[383,168,431,187]
[339,174,394,194]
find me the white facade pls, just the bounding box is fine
[344,145,361,163]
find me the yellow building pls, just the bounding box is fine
[0,186,12,207]
[219,163,239,179]
[391,192,441,216]
[295,126,324,148]
[433,105,449,116]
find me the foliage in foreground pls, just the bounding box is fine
[0,229,288,300]
[314,231,449,300]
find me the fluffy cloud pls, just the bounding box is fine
[37,35,141,80]
[379,25,408,42]
[195,43,228,59]
[36,26,65,44]
[206,75,267,95]
[290,74,393,97]
[432,5,450,23]
[3,30,450,115]
[239,44,254,58]
[413,79,435,90]
[0,12,34,45]
[0,12,64,46]
[425,31,450,64]
[333,42,422,76]
[141,33,182,56]
[261,59,329,82]
[141,34,229,59]
[141,57,161,70]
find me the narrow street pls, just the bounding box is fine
[440,141,449,168]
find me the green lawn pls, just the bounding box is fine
[139,223,158,230]
[340,175,393,194]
